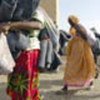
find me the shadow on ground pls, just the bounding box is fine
[41,90,100,100]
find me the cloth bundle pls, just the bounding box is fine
[0,0,40,22]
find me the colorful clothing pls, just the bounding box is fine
[64,36,96,89]
[7,27,42,100]
[7,50,41,100]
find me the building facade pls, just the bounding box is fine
[40,0,59,26]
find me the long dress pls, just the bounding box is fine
[7,30,41,100]
[64,36,96,89]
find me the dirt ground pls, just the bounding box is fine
[0,56,100,100]
[0,70,100,100]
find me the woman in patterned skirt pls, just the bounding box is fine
[3,15,44,100]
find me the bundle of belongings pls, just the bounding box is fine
[0,0,40,74]
[0,0,40,22]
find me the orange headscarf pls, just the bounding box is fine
[68,15,79,25]
[68,15,79,36]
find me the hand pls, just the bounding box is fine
[0,23,10,34]
[3,24,10,32]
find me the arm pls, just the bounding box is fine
[0,21,44,33]
[74,24,87,40]
[10,21,44,30]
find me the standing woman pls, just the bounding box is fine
[4,17,44,99]
[63,15,96,91]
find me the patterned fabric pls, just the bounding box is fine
[7,50,41,100]
[64,36,96,88]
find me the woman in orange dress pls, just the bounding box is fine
[63,15,96,91]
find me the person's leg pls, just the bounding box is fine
[46,40,53,69]
[7,51,31,99]
[38,40,48,72]
[30,49,41,99]
[62,85,68,91]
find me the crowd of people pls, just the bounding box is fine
[0,1,100,100]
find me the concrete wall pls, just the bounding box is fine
[40,0,59,26]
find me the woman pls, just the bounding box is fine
[1,18,44,99]
[63,15,96,91]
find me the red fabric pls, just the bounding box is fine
[7,49,40,100]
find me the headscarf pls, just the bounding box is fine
[68,15,79,36]
[68,15,79,26]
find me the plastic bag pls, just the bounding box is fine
[0,32,15,75]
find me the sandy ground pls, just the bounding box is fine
[0,56,100,100]
[0,70,100,100]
